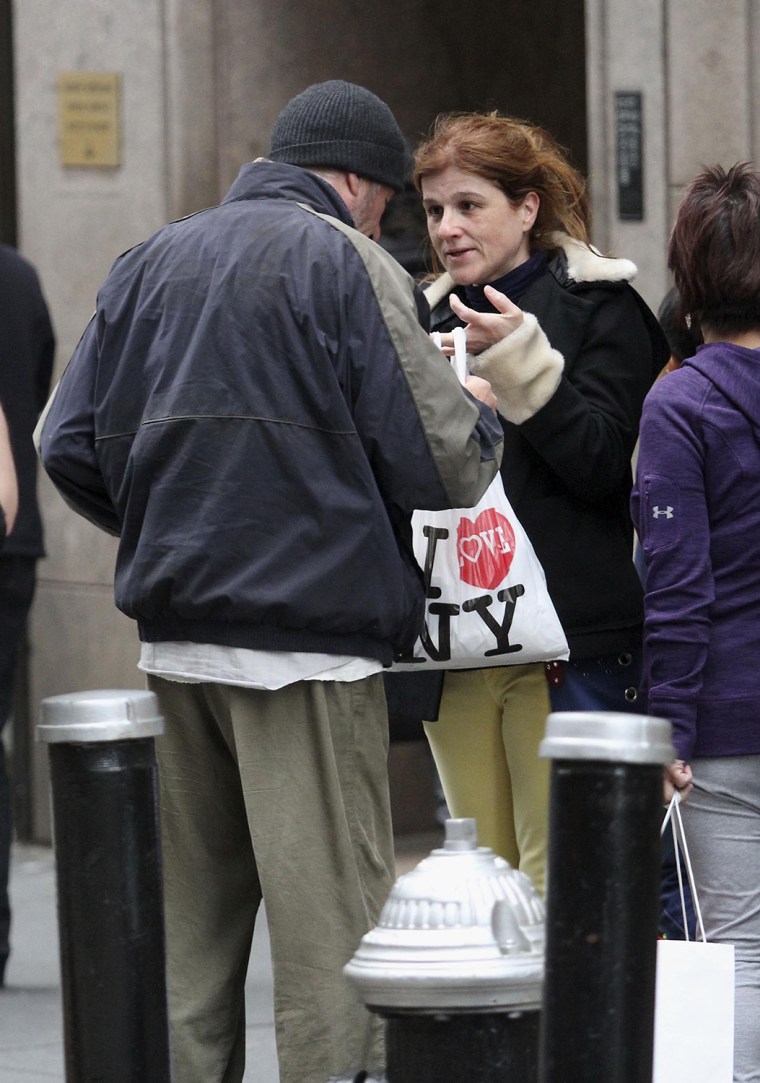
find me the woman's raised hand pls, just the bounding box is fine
[448,285,525,355]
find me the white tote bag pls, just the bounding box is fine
[393,328,568,671]
[652,794,735,1083]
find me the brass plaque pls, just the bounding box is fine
[58,72,121,168]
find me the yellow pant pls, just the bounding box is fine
[424,664,551,896]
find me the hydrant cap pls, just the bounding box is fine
[37,689,164,744]
[344,819,544,1013]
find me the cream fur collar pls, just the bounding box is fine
[423,231,637,310]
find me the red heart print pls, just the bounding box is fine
[457,508,516,589]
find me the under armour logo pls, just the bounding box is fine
[652,505,674,519]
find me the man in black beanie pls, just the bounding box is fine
[37,80,502,1083]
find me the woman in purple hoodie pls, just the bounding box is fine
[633,162,760,1083]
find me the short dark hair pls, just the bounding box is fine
[668,162,760,336]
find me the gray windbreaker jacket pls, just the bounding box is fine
[38,162,502,664]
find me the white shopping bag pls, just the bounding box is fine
[653,940,734,1082]
[652,796,735,1083]
[393,328,568,671]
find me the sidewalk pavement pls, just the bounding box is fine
[0,831,440,1082]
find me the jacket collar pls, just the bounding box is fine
[222,160,355,227]
[423,231,638,310]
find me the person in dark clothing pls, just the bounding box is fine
[0,243,54,987]
[406,111,668,895]
[36,82,502,1083]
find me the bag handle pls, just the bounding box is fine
[431,327,468,385]
[661,792,707,942]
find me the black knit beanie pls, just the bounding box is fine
[269,80,408,192]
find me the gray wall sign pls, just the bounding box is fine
[615,91,644,221]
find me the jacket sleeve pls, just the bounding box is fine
[333,228,503,513]
[36,316,121,536]
[632,382,711,759]
[523,288,660,501]
[468,311,564,424]
[477,286,659,503]
[33,284,55,414]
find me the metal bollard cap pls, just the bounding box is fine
[37,689,164,744]
[539,711,675,764]
[344,818,544,1014]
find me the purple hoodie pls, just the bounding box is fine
[632,341,760,761]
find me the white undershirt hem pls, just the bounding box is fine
[138,641,383,691]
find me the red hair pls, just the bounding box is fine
[413,112,590,254]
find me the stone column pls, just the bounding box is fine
[13,0,216,839]
[585,0,760,310]
[585,0,669,309]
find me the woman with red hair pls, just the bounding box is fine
[413,111,668,895]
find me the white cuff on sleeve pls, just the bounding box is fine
[468,312,565,424]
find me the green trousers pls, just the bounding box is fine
[147,672,394,1083]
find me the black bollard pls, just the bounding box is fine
[538,711,674,1083]
[344,818,544,1083]
[38,689,170,1083]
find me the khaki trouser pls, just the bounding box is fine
[148,672,394,1083]
[424,663,551,895]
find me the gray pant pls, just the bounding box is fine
[148,672,394,1083]
[681,755,760,1083]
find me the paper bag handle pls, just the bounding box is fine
[431,327,468,385]
[661,792,707,942]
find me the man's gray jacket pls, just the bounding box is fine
[38,162,502,665]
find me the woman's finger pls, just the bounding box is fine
[482,284,524,317]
